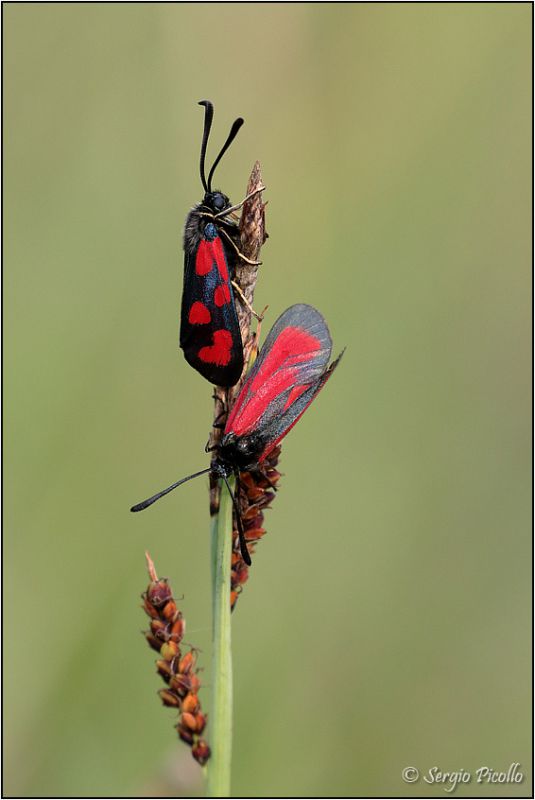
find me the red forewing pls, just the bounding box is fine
[225,304,343,460]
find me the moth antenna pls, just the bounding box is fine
[207,117,244,193]
[222,474,251,566]
[131,467,212,512]
[198,100,214,193]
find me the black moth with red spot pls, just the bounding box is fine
[180,100,247,387]
[132,304,344,565]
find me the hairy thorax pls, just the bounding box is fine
[183,191,238,255]
[216,431,266,473]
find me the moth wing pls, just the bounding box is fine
[180,234,243,386]
[225,304,335,437]
[256,348,344,461]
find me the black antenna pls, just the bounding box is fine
[222,474,251,566]
[198,100,214,193]
[130,467,212,512]
[207,117,244,193]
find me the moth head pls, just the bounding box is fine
[204,191,230,214]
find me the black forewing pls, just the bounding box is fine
[180,229,243,386]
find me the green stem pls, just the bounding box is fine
[207,478,234,797]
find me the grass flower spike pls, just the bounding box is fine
[142,552,211,766]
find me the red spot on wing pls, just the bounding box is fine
[214,284,231,307]
[212,238,229,281]
[195,241,214,276]
[188,302,211,325]
[195,237,229,284]
[198,329,233,367]
[226,326,321,435]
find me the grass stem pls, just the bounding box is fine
[207,477,234,796]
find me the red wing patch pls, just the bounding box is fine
[225,304,335,437]
[188,301,212,325]
[214,284,231,307]
[226,326,322,435]
[195,238,229,281]
[212,238,229,281]
[282,383,309,411]
[221,304,342,468]
[195,241,214,276]
[258,349,343,461]
[198,329,233,366]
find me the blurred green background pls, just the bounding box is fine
[4,4,532,798]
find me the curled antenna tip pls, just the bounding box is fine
[206,115,245,192]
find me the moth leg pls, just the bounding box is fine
[212,391,228,410]
[234,473,253,560]
[238,251,262,267]
[231,281,266,322]
[242,308,267,372]
[214,186,266,218]
[205,406,227,453]
[221,474,251,565]
[219,228,262,266]
[212,407,227,427]
[212,390,229,422]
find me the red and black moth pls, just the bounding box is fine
[181,100,261,387]
[132,304,344,565]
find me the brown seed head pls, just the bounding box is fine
[192,739,211,766]
[178,650,196,675]
[160,640,180,661]
[182,693,200,714]
[181,711,197,732]
[142,554,210,765]
[147,580,173,608]
[159,689,181,708]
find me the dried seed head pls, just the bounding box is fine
[169,674,188,697]
[192,739,211,766]
[147,580,173,608]
[159,689,181,708]
[156,660,173,682]
[142,554,210,766]
[150,619,168,637]
[177,725,194,746]
[182,693,200,714]
[169,614,185,641]
[194,711,207,734]
[178,650,196,675]
[160,640,179,661]
[145,632,163,652]
[143,596,160,619]
[162,600,178,621]
[181,711,198,732]
[230,445,282,610]
[187,673,201,694]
